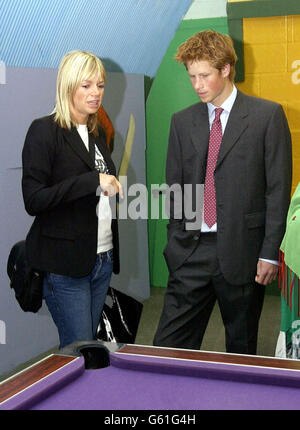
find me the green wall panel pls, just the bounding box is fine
[146,17,229,287]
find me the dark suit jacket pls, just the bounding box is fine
[22,114,119,278]
[164,90,292,285]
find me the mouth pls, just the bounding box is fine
[87,100,100,108]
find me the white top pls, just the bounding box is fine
[77,124,113,253]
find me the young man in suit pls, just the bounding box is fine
[153,30,292,354]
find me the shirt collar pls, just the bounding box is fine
[207,85,237,118]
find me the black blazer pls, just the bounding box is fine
[22,114,119,278]
[164,90,292,284]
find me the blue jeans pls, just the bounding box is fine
[43,249,113,349]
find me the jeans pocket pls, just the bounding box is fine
[107,248,114,264]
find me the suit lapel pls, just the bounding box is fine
[188,103,210,184]
[216,91,249,168]
[190,103,210,158]
[63,126,115,175]
[62,126,95,170]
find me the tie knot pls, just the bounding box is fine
[214,108,223,121]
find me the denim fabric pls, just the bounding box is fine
[43,249,113,349]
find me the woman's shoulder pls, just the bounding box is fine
[24,114,60,150]
[29,113,57,130]
[26,114,62,143]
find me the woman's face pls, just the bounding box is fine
[70,75,105,124]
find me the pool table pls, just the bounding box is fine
[1,340,300,410]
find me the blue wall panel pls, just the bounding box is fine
[0,0,192,76]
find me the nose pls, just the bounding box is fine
[91,84,101,97]
[194,76,204,91]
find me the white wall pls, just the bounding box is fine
[184,0,228,19]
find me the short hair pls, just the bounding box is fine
[175,30,237,82]
[53,50,106,135]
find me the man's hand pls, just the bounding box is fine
[99,173,123,198]
[255,260,278,285]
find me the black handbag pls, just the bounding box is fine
[7,240,43,313]
[97,287,143,344]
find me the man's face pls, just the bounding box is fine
[186,60,231,106]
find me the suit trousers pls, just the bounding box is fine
[153,233,265,354]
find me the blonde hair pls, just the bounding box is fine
[175,30,237,82]
[53,50,106,135]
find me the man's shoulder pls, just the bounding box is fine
[174,102,204,116]
[172,102,205,120]
[237,90,281,110]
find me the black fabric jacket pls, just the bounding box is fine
[22,114,119,278]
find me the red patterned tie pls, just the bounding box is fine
[204,108,223,228]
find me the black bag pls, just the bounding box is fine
[97,287,143,344]
[7,240,43,313]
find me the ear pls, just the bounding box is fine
[221,64,231,78]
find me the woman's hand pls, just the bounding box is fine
[99,173,123,198]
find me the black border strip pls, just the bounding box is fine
[228,0,300,19]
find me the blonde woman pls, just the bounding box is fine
[22,51,122,348]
